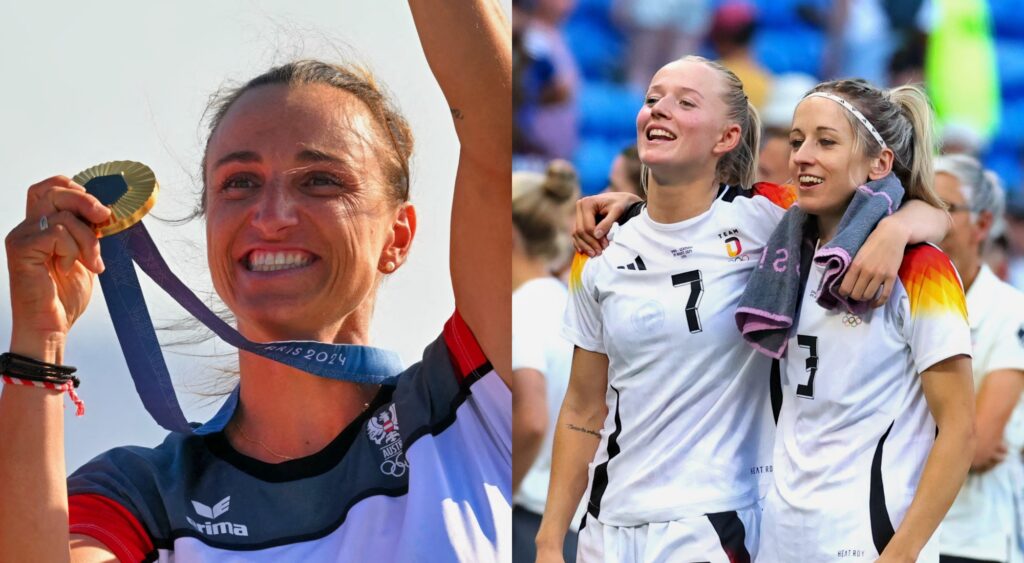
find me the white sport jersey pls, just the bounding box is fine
[760,244,972,563]
[941,265,1024,562]
[563,184,793,526]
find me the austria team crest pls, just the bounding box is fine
[367,404,408,477]
[368,404,401,445]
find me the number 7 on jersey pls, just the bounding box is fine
[671,269,704,333]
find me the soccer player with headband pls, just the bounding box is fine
[748,80,974,563]
[538,57,951,562]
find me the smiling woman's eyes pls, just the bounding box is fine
[219,174,260,194]
[304,173,343,187]
[789,138,804,149]
[300,172,350,194]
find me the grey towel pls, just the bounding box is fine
[735,173,905,358]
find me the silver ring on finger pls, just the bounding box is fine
[39,215,49,232]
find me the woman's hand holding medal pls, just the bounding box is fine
[7,175,111,342]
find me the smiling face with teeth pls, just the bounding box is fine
[203,83,415,344]
[789,96,891,238]
[635,60,736,182]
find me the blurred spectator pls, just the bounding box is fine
[987,234,1011,281]
[604,144,644,197]
[757,73,816,184]
[757,127,792,185]
[512,161,585,563]
[613,0,711,90]
[940,120,986,157]
[933,154,1024,563]
[710,0,772,109]
[515,0,581,161]
[1005,194,1024,290]
[824,0,893,85]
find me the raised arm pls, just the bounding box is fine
[1,176,112,562]
[408,0,512,385]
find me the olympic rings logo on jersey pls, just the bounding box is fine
[367,404,408,478]
[380,454,409,477]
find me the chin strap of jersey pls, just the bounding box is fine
[95,222,404,435]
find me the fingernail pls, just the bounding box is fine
[594,229,604,238]
[587,250,594,257]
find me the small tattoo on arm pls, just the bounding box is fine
[450,108,464,120]
[567,424,601,438]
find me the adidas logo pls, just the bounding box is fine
[616,255,646,271]
[187,496,249,537]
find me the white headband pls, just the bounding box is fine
[804,92,888,150]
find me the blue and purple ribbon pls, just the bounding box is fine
[94,220,404,435]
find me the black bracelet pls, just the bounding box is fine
[0,352,78,381]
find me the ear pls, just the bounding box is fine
[974,209,994,246]
[711,122,742,157]
[378,203,417,274]
[867,147,895,180]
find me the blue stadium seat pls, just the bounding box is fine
[983,147,1023,196]
[575,0,615,18]
[991,0,1024,40]
[992,97,1024,151]
[578,80,644,140]
[574,138,627,195]
[752,0,829,28]
[565,16,625,81]
[753,27,825,76]
[997,39,1024,99]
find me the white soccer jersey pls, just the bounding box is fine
[941,265,1024,563]
[760,244,972,563]
[562,184,793,527]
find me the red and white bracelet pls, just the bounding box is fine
[1,375,86,416]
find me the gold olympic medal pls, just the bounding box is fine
[74,160,159,237]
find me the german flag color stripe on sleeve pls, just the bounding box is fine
[443,310,490,383]
[897,244,968,320]
[753,182,798,209]
[569,252,589,293]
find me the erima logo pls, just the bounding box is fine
[187,496,249,537]
[192,497,230,519]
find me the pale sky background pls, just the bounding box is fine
[0,1,504,472]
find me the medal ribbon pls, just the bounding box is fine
[95,222,404,435]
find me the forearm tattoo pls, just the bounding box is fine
[567,424,601,438]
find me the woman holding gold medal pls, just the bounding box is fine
[0,1,511,561]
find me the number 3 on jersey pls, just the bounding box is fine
[796,334,818,399]
[671,270,704,333]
